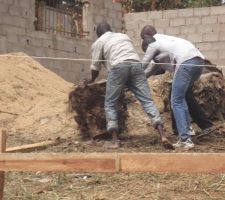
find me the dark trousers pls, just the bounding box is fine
[170,88,213,133]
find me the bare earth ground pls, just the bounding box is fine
[2,53,225,199]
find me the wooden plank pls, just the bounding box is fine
[6,138,60,153]
[0,130,7,200]
[0,153,225,173]
[120,153,225,173]
[0,153,117,172]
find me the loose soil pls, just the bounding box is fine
[1,53,225,199]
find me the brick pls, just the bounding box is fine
[148,11,162,19]
[178,8,193,17]
[202,16,218,24]
[9,5,22,16]
[196,24,213,34]
[212,24,225,32]
[125,21,138,31]
[138,20,154,29]
[113,2,121,11]
[186,17,201,25]
[0,36,7,53]
[136,12,148,20]
[153,19,170,28]
[2,15,26,28]
[187,33,202,43]
[218,15,225,23]
[203,33,219,42]
[219,32,225,41]
[0,2,10,13]
[194,7,210,16]
[196,42,212,51]
[7,34,18,43]
[210,6,225,15]
[211,41,225,50]
[170,18,185,27]
[1,25,26,35]
[108,10,117,19]
[162,10,178,19]
[180,25,196,34]
[202,50,218,60]
[165,27,180,35]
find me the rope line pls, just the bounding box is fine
[0,54,225,68]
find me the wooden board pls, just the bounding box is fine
[0,153,117,172]
[0,130,7,200]
[1,153,225,173]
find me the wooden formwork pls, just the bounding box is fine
[1,130,225,199]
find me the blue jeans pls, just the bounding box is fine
[105,61,163,131]
[171,57,204,140]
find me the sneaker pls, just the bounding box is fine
[173,138,195,150]
[189,126,196,136]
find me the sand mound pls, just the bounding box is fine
[0,53,77,141]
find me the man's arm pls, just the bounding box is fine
[86,41,104,84]
[142,44,158,71]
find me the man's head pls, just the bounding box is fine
[141,25,157,39]
[96,22,112,38]
[141,37,156,52]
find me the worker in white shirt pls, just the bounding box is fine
[141,25,206,150]
[85,22,173,149]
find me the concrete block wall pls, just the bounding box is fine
[0,0,122,82]
[124,6,225,74]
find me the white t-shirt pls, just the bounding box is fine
[90,32,140,71]
[142,33,204,73]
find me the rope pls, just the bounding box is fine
[0,54,225,68]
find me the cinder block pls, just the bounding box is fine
[186,17,201,25]
[2,15,26,28]
[134,12,148,21]
[19,0,30,9]
[203,33,219,42]
[138,20,154,29]
[218,15,225,23]
[194,7,210,16]
[108,10,117,19]
[202,50,218,60]
[202,16,218,24]
[196,24,213,34]
[154,19,170,28]
[164,27,180,35]
[196,42,212,51]
[0,3,10,13]
[178,8,193,17]
[219,32,225,41]
[170,18,185,27]
[187,33,202,43]
[2,25,26,35]
[113,2,121,11]
[211,41,225,50]
[7,34,18,43]
[9,5,22,16]
[0,36,7,53]
[180,25,196,34]
[163,10,178,19]
[148,11,162,20]
[210,6,225,15]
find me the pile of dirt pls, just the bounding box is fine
[69,80,128,139]
[0,53,76,142]
[156,70,225,120]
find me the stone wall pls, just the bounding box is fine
[124,6,225,74]
[0,0,122,82]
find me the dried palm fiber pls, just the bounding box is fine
[157,66,225,120]
[69,80,128,139]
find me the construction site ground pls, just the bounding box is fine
[1,53,225,200]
